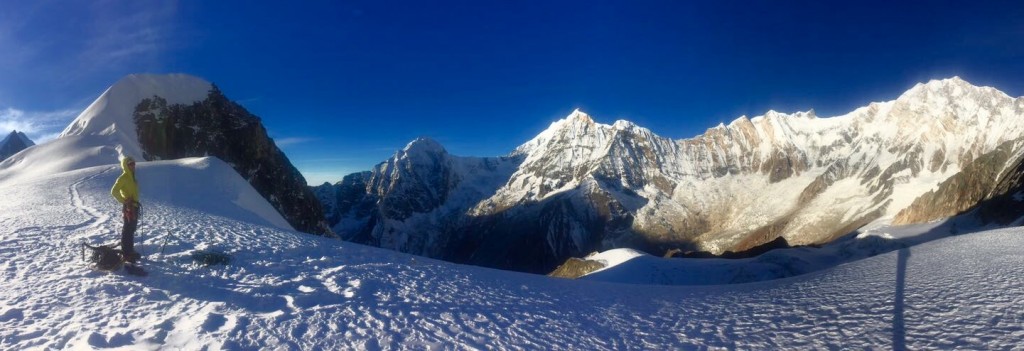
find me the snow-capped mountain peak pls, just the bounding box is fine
[754,109,816,121]
[611,119,641,131]
[401,137,448,157]
[61,73,212,138]
[58,73,212,159]
[2,73,332,235]
[920,76,973,90]
[0,130,34,149]
[0,74,216,185]
[896,76,1008,104]
[325,76,1024,272]
[543,109,600,141]
[0,130,35,162]
[567,108,594,123]
[512,109,603,156]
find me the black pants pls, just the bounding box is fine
[121,203,139,254]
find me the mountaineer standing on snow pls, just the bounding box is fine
[111,155,141,263]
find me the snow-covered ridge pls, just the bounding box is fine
[495,77,1023,212]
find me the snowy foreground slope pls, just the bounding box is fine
[2,160,1023,349]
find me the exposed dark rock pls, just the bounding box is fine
[548,257,606,279]
[311,183,339,225]
[911,141,1024,226]
[313,171,375,240]
[668,236,797,259]
[761,149,808,183]
[894,138,1024,225]
[453,183,638,274]
[799,161,853,205]
[133,86,332,236]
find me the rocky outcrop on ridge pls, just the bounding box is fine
[133,86,332,236]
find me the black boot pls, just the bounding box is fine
[123,251,141,263]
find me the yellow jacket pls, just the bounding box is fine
[111,157,139,205]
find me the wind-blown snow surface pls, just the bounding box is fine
[2,158,1023,349]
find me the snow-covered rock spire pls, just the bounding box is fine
[58,73,213,161]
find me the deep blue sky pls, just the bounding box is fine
[1,1,1022,184]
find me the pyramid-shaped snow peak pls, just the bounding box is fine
[0,74,214,185]
[0,130,35,161]
[59,74,213,157]
[1,73,332,235]
[1,130,35,148]
[0,130,34,147]
[512,109,604,156]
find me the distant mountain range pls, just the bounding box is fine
[4,73,1022,275]
[315,77,1024,273]
[0,130,34,161]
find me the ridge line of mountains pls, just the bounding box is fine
[315,76,1024,273]
[4,74,1023,274]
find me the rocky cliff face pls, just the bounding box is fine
[133,86,333,236]
[318,138,520,258]
[893,138,1024,224]
[894,136,1024,225]
[973,151,1024,225]
[320,77,1024,273]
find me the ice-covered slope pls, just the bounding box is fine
[2,149,1022,349]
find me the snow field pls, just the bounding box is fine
[1,158,1022,349]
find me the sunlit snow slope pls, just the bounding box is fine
[1,152,1022,349]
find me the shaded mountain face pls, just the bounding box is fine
[895,136,1024,226]
[972,150,1024,225]
[133,86,332,236]
[0,131,35,161]
[313,171,374,236]
[319,77,1024,273]
[893,137,1024,224]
